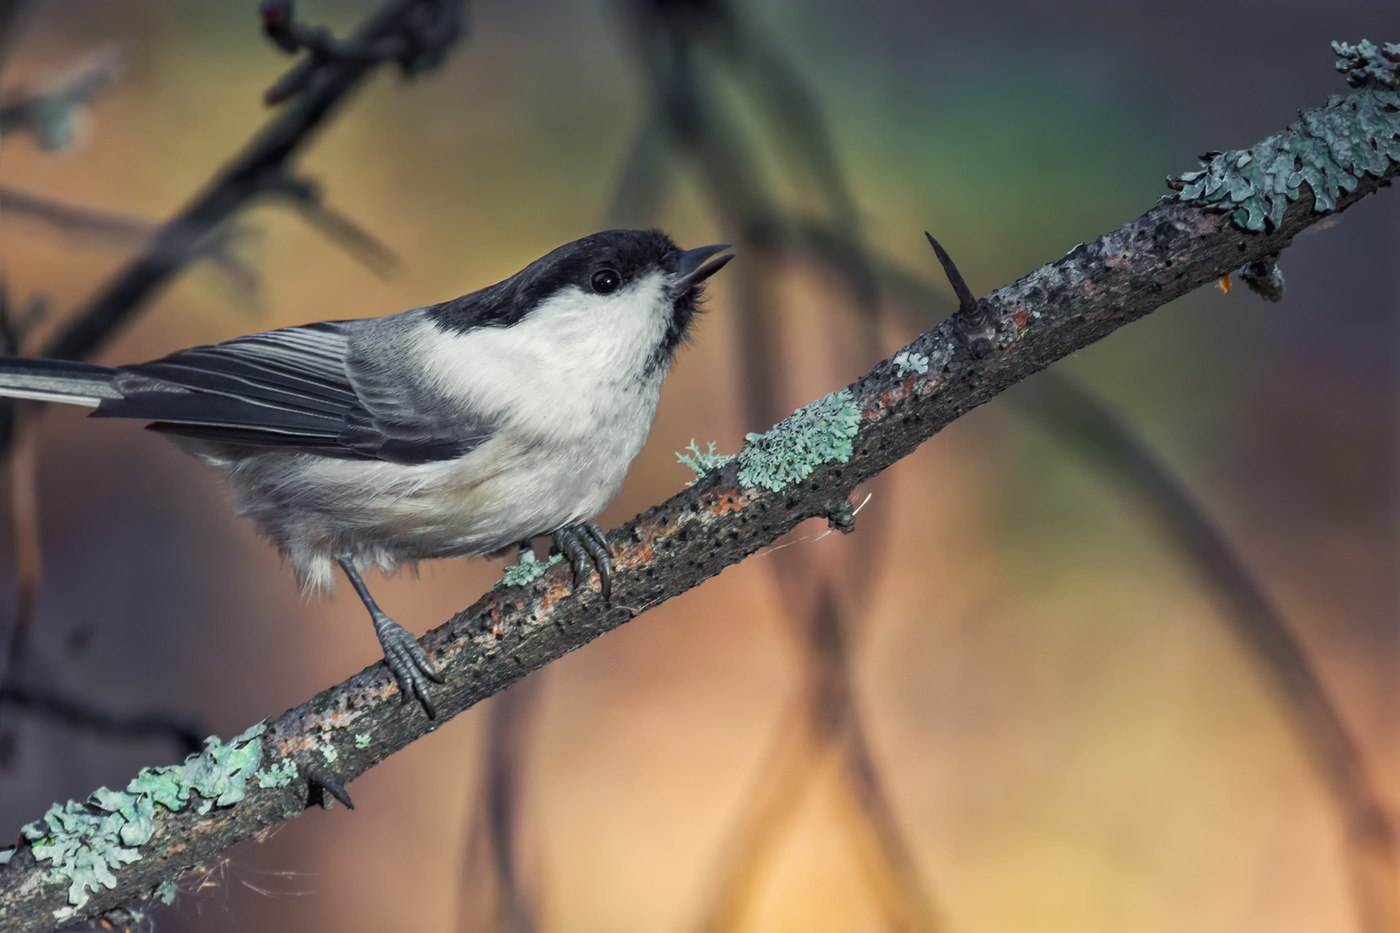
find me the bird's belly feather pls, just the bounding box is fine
[198,392,656,591]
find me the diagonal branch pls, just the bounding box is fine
[0,88,1395,931]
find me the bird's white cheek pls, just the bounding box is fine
[410,277,671,442]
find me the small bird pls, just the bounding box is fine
[0,229,732,718]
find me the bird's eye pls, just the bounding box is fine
[590,269,621,294]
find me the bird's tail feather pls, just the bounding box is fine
[0,357,121,407]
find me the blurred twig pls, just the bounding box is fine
[454,679,542,933]
[0,286,43,753]
[1015,374,1400,933]
[263,175,402,279]
[0,186,263,302]
[0,682,205,758]
[0,424,39,716]
[614,4,939,929]
[0,44,120,150]
[696,588,941,933]
[3,186,172,246]
[37,0,465,369]
[259,0,462,105]
[0,1,36,78]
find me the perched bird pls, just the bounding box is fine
[0,229,732,717]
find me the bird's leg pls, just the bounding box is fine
[338,558,443,719]
[552,522,612,601]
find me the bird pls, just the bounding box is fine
[0,229,733,718]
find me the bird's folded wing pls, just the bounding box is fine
[97,320,493,463]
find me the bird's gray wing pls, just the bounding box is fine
[338,314,499,463]
[98,318,495,463]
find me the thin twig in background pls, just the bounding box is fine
[691,685,836,933]
[1013,374,1400,933]
[616,4,941,928]
[0,0,36,77]
[0,683,205,758]
[259,0,462,105]
[0,44,120,150]
[2,179,397,289]
[0,186,263,303]
[0,285,43,754]
[262,175,402,279]
[0,425,40,719]
[695,587,942,932]
[37,0,463,369]
[454,678,543,933]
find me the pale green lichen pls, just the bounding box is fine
[737,389,862,492]
[155,879,179,906]
[174,726,266,815]
[23,798,146,916]
[496,550,563,587]
[319,743,339,764]
[1334,39,1400,90]
[892,349,929,377]
[1170,42,1400,231]
[676,439,735,485]
[354,733,372,749]
[20,722,265,918]
[255,757,300,789]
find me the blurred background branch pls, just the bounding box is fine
[610,4,938,929]
[0,682,205,759]
[0,186,262,301]
[0,43,120,151]
[37,0,464,368]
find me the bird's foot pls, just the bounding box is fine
[553,521,612,601]
[371,611,444,719]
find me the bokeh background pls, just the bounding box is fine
[0,1,1396,931]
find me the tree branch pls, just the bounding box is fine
[0,85,1395,930]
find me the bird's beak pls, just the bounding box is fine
[668,243,734,296]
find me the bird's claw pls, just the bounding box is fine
[553,521,612,601]
[371,612,443,719]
